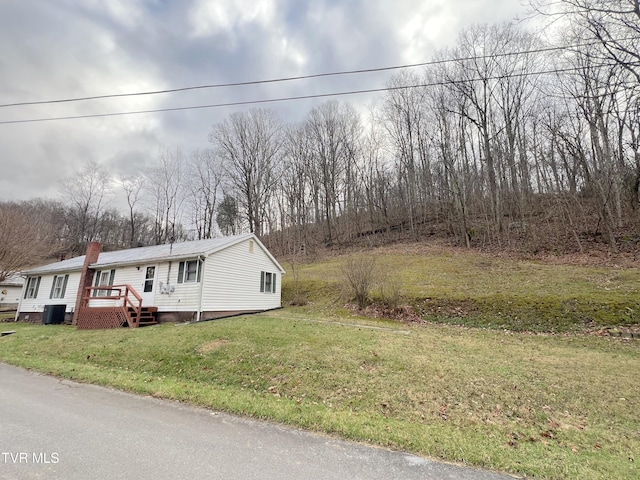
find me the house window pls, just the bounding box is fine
[177,260,202,283]
[260,271,276,293]
[94,269,115,296]
[24,276,41,299]
[50,275,69,299]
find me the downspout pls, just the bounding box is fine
[15,278,26,321]
[197,256,205,322]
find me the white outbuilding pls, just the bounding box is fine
[1,274,24,310]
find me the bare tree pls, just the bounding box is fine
[304,101,361,244]
[122,11,639,256]
[210,108,283,237]
[187,148,225,239]
[360,105,396,236]
[383,72,430,240]
[0,201,61,281]
[279,123,315,253]
[427,79,473,247]
[147,147,186,244]
[552,46,634,249]
[119,175,145,247]
[443,25,506,237]
[59,160,112,253]
[532,0,640,83]
[429,23,546,243]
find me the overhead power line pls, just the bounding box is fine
[0,38,630,110]
[1,61,637,125]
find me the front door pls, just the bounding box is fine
[140,265,156,306]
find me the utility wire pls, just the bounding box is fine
[1,61,637,125]
[0,38,632,109]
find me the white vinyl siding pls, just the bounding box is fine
[153,261,202,312]
[19,272,81,314]
[113,248,281,313]
[81,263,203,312]
[0,284,23,305]
[201,238,282,311]
[109,265,144,290]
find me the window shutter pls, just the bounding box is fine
[272,273,276,293]
[260,271,265,292]
[178,262,185,283]
[93,271,100,296]
[50,276,57,299]
[35,277,41,298]
[61,275,69,298]
[197,260,202,282]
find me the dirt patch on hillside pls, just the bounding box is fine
[196,339,230,355]
[349,303,425,323]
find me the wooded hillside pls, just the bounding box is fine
[2,1,639,270]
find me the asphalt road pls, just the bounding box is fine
[0,363,518,480]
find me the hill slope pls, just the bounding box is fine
[280,243,640,334]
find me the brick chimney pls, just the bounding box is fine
[72,242,102,325]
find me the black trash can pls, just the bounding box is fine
[43,305,66,325]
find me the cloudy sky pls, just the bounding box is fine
[0,0,528,204]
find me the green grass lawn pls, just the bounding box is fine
[2,247,639,479]
[1,315,638,480]
[284,245,640,332]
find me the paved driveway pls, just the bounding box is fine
[0,363,518,479]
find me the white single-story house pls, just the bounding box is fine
[16,233,285,328]
[1,274,24,310]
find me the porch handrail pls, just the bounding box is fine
[81,284,143,327]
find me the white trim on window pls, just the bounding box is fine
[178,260,202,284]
[94,269,115,296]
[260,271,276,294]
[24,276,41,299]
[50,274,69,299]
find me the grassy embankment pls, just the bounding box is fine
[1,246,638,479]
[286,245,640,332]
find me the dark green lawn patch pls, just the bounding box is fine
[415,295,640,332]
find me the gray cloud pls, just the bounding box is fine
[0,0,526,203]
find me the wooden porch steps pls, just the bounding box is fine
[128,306,158,327]
[77,284,158,329]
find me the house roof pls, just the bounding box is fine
[0,274,24,286]
[24,233,284,275]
